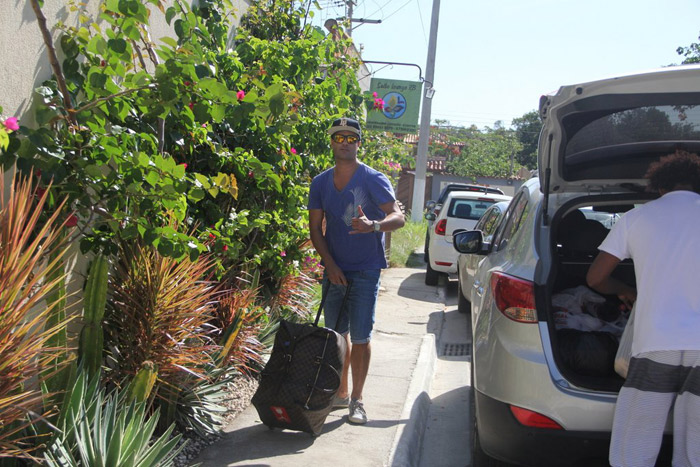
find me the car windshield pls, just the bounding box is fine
[448,199,495,221]
[580,208,620,229]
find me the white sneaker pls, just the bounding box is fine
[348,398,367,424]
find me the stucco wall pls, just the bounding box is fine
[0,0,250,124]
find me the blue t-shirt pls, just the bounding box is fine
[308,163,396,271]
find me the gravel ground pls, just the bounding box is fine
[173,375,259,467]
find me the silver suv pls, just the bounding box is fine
[454,65,700,466]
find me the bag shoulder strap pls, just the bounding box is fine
[313,279,353,330]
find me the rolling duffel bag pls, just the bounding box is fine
[251,280,351,436]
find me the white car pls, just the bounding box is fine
[453,65,700,466]
[424,190,511,285]
[455,200,510,313]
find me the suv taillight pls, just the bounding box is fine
[490,272,536,323]
[434,219,447,236]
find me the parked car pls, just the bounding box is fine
[424,190,511,285]
[455,200,510,313]
[452,65,700,466]
[423,183,505,260]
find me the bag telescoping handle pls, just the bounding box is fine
[313,279,353,331]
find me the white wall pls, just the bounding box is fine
[0,0,250,124]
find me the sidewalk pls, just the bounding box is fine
[192,265,445,467]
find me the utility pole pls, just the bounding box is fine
[411,0,440,222]
[346,0,355,37]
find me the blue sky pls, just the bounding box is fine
[311,0,700,129]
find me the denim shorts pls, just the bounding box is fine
[321,269,381,344]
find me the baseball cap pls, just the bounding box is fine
[328,117,361,137]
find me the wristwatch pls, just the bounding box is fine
[372,221,381,232]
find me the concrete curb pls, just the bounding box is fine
[387,333,437,467]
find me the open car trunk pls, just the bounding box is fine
[544,197,653,392]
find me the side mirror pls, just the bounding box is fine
[453,230,486,254]
[424,212,436,221]
[425,200,436,210]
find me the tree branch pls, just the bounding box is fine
[138,27,166,153]
[29,0,77,128]
[47,84,156,125]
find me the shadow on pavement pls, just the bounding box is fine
[396,272,441,302]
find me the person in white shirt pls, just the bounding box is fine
[587,150,700,467]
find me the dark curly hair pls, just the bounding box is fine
[646,150,700,194]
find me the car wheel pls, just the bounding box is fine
[458,276,471,314]
[423,230,430,262]
[425,258,439,286]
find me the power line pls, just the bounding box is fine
[382,0,414,22]
[415,0,428,47]
[365,0,402,18]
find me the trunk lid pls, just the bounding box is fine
[538,65,700,198]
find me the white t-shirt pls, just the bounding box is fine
[598,190,700,356]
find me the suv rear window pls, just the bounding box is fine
[437,184,504,204]
[447,199,495,221]
[565,104,700,157]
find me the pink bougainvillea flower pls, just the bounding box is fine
[3,117,19,131]
[248,170,254,178]
[181,163,188,169]
[280,250,287,257]
[223,245,228,252]
[372,91,378,98]
[208,233,216,239]
[184,81,191,86]
[236,90,246,100]
[291,147,297,154]
[65,214,78,227]
[188,102,194,110]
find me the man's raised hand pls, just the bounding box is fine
[350,204,372,235]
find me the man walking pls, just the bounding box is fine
[308,117,405,424]
[587,150,700,466]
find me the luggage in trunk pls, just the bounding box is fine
[548,207,636,391]
[251,282,350,436]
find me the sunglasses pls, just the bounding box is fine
[331,134,360,144]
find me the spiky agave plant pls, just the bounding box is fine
[43,370,183,467]
[103,239,222,431]
[0,170,73,460]
[213,286,266,374]
[266,267,318,322]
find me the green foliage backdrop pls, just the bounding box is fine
[1,0,368,292]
